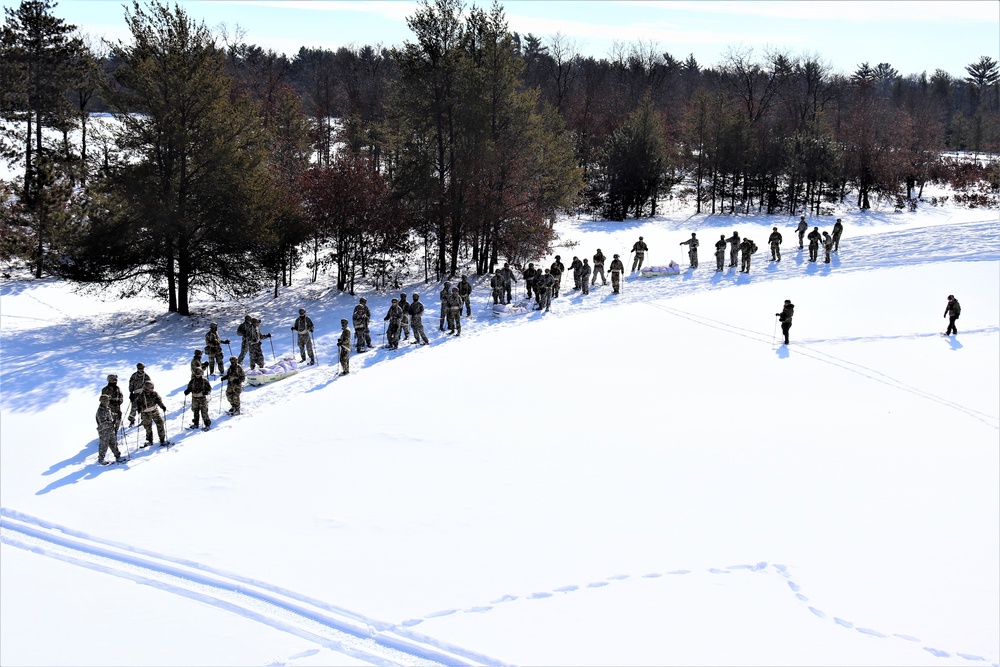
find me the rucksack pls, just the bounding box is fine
[749,240,758,254]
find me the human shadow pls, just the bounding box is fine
[945,336,964,351]
[775,344,790,359]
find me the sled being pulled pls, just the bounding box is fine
[640,261,681,278]
[492,301,532,317]
[247,355,300,386]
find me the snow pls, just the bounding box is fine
[1,201,998,666]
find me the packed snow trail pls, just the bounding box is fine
[0,508,510,667]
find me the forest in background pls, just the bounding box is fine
[1,0,998,314]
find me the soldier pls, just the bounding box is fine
[439,281,452,329]
[569,256,583,290]
[410,294,430,344]
[458,275,473,316]
[807,227,822,262]
[384,298,403,349]
[352,297,372,352]
[550,255,565,298]
[500,263,516,303]
[204,323,230,377]
[490,271,503,305]
[609,253,625,294]
[822,231,834,263]
[221,356,245,416]
[768,227,783,261]
[398,293,412,342]
[776,299,794,345]
[127,363,151,425]
[592,249,607,286]
[190,349,209,378]
[538,269,554,311]
[524,264,537,299]
[183,367,212,431]
[96,394,123,465]
[337,319,352,374]
[630,236,648,272]
[714,235,727,272]
[796,216,808,249]
[290,308,315,365]
[581,258,592,294]
[100,374,124,430]
[739,237,756,273]
[135,380,168,447]
[236,315,253,363]
[247,318,270,370]
[447,287,463,335]
[943,294,961,336]
[832,218,844,252]
[726,230,740,268]
[680,233,699,268]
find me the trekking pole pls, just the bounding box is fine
[226,342,233,357]
[180,395,187,434]
[773,315,779,348]
[219,380,225,415]
[291,331,296,356]
[268,336,276,361]
[381,320,386,347]
[310,331,319,363]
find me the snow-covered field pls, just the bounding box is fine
[1,200,998,666]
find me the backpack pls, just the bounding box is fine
[749,240,758,254]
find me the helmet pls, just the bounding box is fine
[773,227,777,231]
[400,293,406,298]
[230,356,238,361]
[639,236,643,240]
[614,253,619,258]
[555,255,561,259]
[210,322,218,328]
[99,394,109,402]
[462,274,467,279]
[299,308,305,314]
[413,294,420,300]
[391,298,398,303]
[341,318,348,325]
[144,381,154,389]
[107,374,117,382]
[444,282,451,287]
[244,314,252,320]
[136,362,145,369]
[691,232,696,237]
[193,368,203,376]
[194,349,203,356]
[359,297,366,304]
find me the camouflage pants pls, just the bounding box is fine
[338,345,350,373]
[611,271,621,293]
[238,337,248,363]
[207,349,224,375]
[141,409,166,443]
[296,333,314,362]
[688,249,698,268]
[631,252,644,272]
[729,246,739,267]
[553,276,561,298]
[591,265,606,285]
[226,382,243,411]
[401,314,411,339]
[716,250,725,271]
[447,309,461,332]
[492,287,502,304]
[538,288,552,312]
[412,319,429,344]
[98,427,121,461]
[462,294,471,316]
[833,234,841,251]
[824,247,831,263]
[387,321,401,347]
[809,243,818,261]
[190,395,210,427]
[249,343,265,370]
[771,243,780,261]
[741,253,751,272]
[781,321,792,344]
[354,323,371,351]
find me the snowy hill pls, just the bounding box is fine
[1,203,998,666]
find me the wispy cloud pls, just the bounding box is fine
[618,0,991,23]
[236,1,417,22]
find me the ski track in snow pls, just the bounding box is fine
[0,508,509,667]
[403,561,997,666]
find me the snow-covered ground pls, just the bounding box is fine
[1,200,998,666]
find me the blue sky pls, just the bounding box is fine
[45,0,1000,78]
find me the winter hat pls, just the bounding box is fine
[341,318,348,325]
[144,381,154,389]
[107,374,118,381]
[359,297,366,303]
[299,308,306,314]
[99,394,109,402]
[413,294,420,300]
[136,363,145,369]
[194,349,203,355]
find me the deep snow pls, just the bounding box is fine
[1,201,998,666]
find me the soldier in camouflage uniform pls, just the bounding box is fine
[776,299,794,345]
[439,282,452,329]
[523,264,537,300]
[500,263,516,303]
[352,297,372,352]
[726,230,740,268]
[609,254,625,294]
[807,227,821,262]
[135,380,168,446]
[458,275,473,316]
[290,308,315,365]
[247,318,271,370]
[127,363,151,425]
[183,367,213,431]
[569,256,583,290]
[680,233,699,268]
[580,258,591,294]
[630,237,648,272]
[221,356,245,415]
[714,235,727,272]
[96,394,123,464]
[409,294,430,344]
[190,349,208,378]
[592,249,607,286]
[943,295,961,336]
[204,323,230,376]
[101,374,124,430]
[537,269,554,312]
[768,227,782,261]
[337,319,351,374]
[490,271,503,305]
[384,298,403,349]
[796,216,808,249]
[550,255,565,298]
[236,315,253,364]
[739,237,755,273]
[446,287,463,335]
[822,231,834,263]
[398,294,412,342]
[832,218,844,251]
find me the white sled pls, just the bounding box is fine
[640,261,681,278]
[246,355,300,386]
[492,301,532,317]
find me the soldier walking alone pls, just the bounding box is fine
[290,308,315,365]
[680,233,699,268]
[630,236,648,272]
[943,295,961,336]
[832,218,844,252]
[777,299,794,345]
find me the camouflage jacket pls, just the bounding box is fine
[446,292,463,311]
[190,356,207,376]
[807,229,822,246]
[222,363,246,385]
[458,280,472,297]
[292,315,314,333]
[680,237,699,249]
[384,304,403,323]
[945,298,961,317]
[631,241,648,253]
[184,376,212,398]
[778,303,794,323]
[715,239,727,253]
[768,231,782,245]
[796,221,808,235]
[352,304,371,327]
[128,371,151,396]
[338,327,352,349]
[410,300,425,322]
[96,405,116,432]
[593,250,606,266]
[832,221,844,238]
[727,233,740,248]
[550,260,565,277]
[205,329,223,353]
[609,259,625,273]
[101,383,124,411]
[136,389,167,413]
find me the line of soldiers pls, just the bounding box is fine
[796,216,844,263]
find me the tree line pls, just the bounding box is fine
[1,0,997,314]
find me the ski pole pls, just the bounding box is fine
[180,395,187,435]
[291,331,296,356]
[309,331,318,363]
[268,336,275,361]
[226,342,233,357]
[381,320,386,347]
[773,314,779,348]
[219,380,225,415]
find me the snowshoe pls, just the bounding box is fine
[140,441,152,448]
[202,425,211,432]
[186,423,200,430]
[159,441,172,447]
